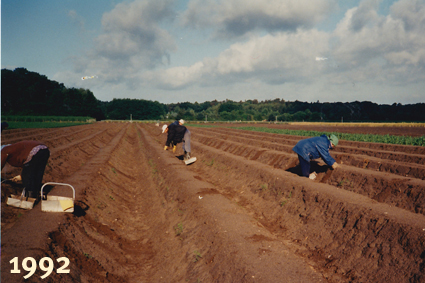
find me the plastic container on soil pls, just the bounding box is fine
[7,190,36,210]
[184,157,197,165]
[41,182,75,213]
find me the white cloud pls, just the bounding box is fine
[52,0,425,104]
[143,61,205,89]
[348,0,380,32]
[330,0,425,85]
[181,0,336,38]
[390,0,425,32]
[146,0,425,103]
[148,29,331,89]
[68,10,85,32]
[64,0,177,89]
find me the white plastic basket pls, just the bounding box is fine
[7,189,36,210]
[184,157,197,165]
[41,182,75,213]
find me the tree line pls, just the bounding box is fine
[2,68,424,122]
[169,99,425,122]
[1,68,165,121]
[2,68,105,120]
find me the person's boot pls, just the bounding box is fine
[185,152,191,160]
[24,188,30,198]
[27,189,38,199]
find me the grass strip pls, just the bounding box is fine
[2,115,94,122]
[234,127,425,147]
[187,124,424,146]
[4,121,90,129]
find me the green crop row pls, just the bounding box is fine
[234,127,425,147]
[3,121,92,129]
[2,115,95,123]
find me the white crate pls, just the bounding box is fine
[7,193,36,210]
[41,182,75,213]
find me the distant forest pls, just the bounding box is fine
[2,68,425,122]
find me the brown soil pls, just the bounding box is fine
[1,122,424,283]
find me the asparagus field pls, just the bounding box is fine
[1,122,424,282]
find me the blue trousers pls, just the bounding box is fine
[297,154,310,177]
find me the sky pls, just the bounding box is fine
[2,0,425,105]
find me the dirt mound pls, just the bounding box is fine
[1,122,424,282]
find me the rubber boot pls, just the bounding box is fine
[27,189,38,199]
[24,188,30,198]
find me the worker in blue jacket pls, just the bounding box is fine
[292,134,339,179]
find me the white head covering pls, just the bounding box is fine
[162,125,168,133]
[179,119,185,125]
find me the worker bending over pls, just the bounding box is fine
[292,134,339,179]
[163,119,192,160]
[1,140,50,198]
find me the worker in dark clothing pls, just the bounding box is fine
[163,119,192,160]
[292,134,339,179]
[1,140,50,198]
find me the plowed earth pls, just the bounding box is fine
[1,122,425,283]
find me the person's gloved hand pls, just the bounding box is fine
[309,172,317,180]
[173,145,177,153]
[11,175,22,182]
[331,162,339,169]
[164,146,168,150]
